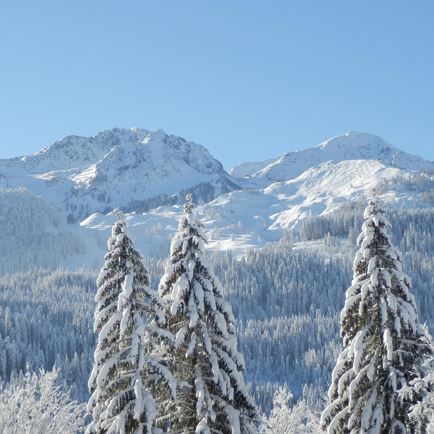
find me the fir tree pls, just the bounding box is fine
[261,385,320,434]
[0,368,86,433]
[159,194,258,434]
[321,199,433,433]
[87,214,174,434]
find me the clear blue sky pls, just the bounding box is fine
[1,1,433,169]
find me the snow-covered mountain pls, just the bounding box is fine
[78,131,434,260]
[0,128,240,221]
[1,128,433,265]
[230,131,434,182]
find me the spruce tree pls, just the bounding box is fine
[321,199,433,433]
[159,194,258,434]
[87,214,174,434]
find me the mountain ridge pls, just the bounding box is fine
[1,127,434,265]
[0,128,240,220]
[230,131,434,181]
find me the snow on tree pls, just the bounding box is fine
[261,385,320,434]
[321,198,433,433]
[0,368,86,433]
[87,213,175,434]
[159,194,259,434]
[406,356,434,433]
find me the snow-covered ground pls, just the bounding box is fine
[79,158,434,262]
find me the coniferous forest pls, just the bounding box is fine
[0,194,434,433]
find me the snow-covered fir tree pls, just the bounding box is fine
[0,368,86,433]
[321,199,433,433]
[87,214,174,434]
[159,194,259,434]
[406,357,434,432]
[261,385,320,434]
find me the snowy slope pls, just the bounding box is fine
[80,159,434,259]
[0,128,240,221]
[230,131,434,182]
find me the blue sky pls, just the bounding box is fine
[1,1,433,169]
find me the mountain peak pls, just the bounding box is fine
[0,127,239,221]
[316,131,394,152]
[231,131,433,181]
[15,128,189,173]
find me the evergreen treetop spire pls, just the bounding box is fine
[184,193,193,212]
[114,208,124,223]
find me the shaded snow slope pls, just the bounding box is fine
[0,188,86,272]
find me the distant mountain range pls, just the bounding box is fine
[1,128,433,269]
